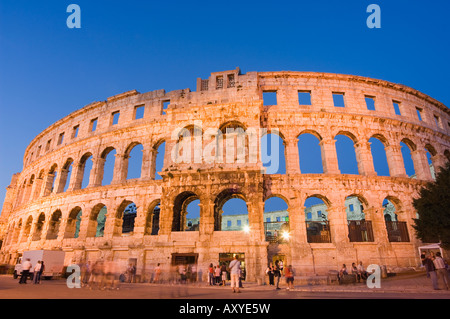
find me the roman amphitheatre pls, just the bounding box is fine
[1,68,449,282]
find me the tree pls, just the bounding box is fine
[412,161,450,249]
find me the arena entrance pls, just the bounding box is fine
[171,253,198,266]
[218,252,246,281]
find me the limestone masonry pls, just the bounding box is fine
[1,68,449,282]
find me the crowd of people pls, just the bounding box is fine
[265,260,295,290]
[337,261,369,283]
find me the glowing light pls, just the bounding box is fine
[243,225,251,233]
[281,231,290,241]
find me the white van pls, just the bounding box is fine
[14,250,65,280]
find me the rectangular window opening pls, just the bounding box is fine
[162,100,170,115]
[45,139,52,151]
[72,125,79,138]
[112,111,120,125]
[57,133,65,145]
[227,74,235,88]
[134,105,145,120]
[90,118,98,132]
[332,93,346,107]
[416,107,423,121]
[393,101,402,115]
[263,91,277,106]
[298,91,312,105]
[365,96,376,111]
[434,115,441,128]
[216,76,223,89]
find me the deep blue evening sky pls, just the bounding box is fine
[0,1,449,214]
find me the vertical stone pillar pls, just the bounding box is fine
[31,177,43,200]
[40,173,55,197]
[88,157,106,187]
[319,138,341,174]
[328,206,349,244]
[354,141,376,176]
[385,145,407,177]
[67,161,82,191]
[284,137,301,174]
[140,146,154,180]
[411,149,433,181]
[54,169,69,194]
[112,153,128,184]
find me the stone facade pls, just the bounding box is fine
[1,68,450,281]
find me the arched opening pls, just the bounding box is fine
[383,197,409,242]
[46,210,62,240]
[369,136,390,176]
[261,132,286,174]
[117,200,137,235]
[444,150,450,163]
[172,125,203,165]
[297,132,323,173]
[87,204,107,237]
[145,200,161,235]
[11,220,22,245]
[424,144,437,180]
[219,121,247,166]
[263,196,289,243]
[345,196,374,242]
[101,147,116,186]
[62,158,73,192]
[127,143,143,180]
[304,196,331,243]
[153,141,166,180]
[21,217,32,243]
[335,134,359,175]
[172,192,200,232]
[80,153,93,189]
[65,207,82,238]
[214,189,248,231]
[32,213,45,241]
[400,139,416,178]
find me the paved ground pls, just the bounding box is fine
[0,271,449,300]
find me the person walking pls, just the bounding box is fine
[433,252,449,290]
[19,258,32,284]
[208,263,215,286]
[214,265,221,285]
[422,253,439,290]
[274,260,282,290]
[229,255,241,293]
[154,263,161,283]
[285,265,294,290]
[33,261,42,284]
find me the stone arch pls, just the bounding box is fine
[115,199,137,235]
[345,195,374,242]
[64,206,82,238]
[100,146,116,186]
[126,142,144,180]
[369,135,390,176]
[46,209,62,240]
[21,216,32,243]
[32,213,45,241]
[79,152,93,189]
[263,195,290,242]
[334,133,359,175]
[172,191,200,232]
[213,188,248,231]
[145,199,161,235]
[87,203,107,237]
[304,195,331,243]
[382,196,409,242]
[297,131,323,174]
[400,138,417,177]
[152,139,166,180]
[61,158,74,192]
[261,132,286,174]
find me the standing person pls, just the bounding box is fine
[433,252,449,290]
[214,265,221,285]
[19,258,32,284]
[285,265,294,290]
[39,261,45,281]
[266,263,275,286]
[229,255,241,293]
[127,263,136,283]
[208,263,215,286]
[274,260,282,290]
[221,266,227,287]
[422,253,439,290]
[154,263,161,283]
[33,261,42,284]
